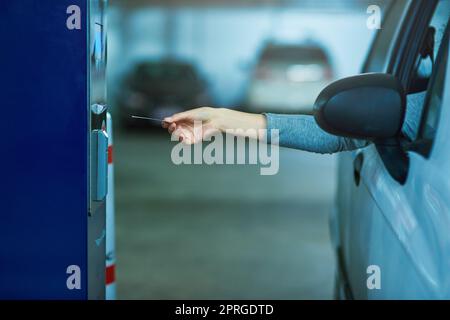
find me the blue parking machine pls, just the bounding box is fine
[0,0,109,299]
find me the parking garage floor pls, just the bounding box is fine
[114,128,337,299]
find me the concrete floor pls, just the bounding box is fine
[114,128,337,299]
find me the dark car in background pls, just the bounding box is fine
[244,43,334,114]
[118,60,210,127]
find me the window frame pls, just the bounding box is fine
[414,23,450,158]
[361,0,440,183]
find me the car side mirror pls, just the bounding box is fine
[313,73,406,140]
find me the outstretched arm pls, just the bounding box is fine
[163,107,267,143]
[163,107,368,154]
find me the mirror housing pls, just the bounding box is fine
[314,73,406,140]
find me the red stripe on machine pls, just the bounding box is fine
[108,145,113,164]
[106,264,115,285]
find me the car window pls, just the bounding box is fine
[409,0,450,93]
[418,29,449,147]
[364,0,411,73]
[402,1,450,141]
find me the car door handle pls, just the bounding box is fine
[353,152,364,186]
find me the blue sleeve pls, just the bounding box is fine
[264,92,426,154]
[264,113,368,154]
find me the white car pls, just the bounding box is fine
[245,44,334,114]
[315,0,450,299]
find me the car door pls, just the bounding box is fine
[333,0,414,299]
[345,1,450,299]
[409,31,450,298]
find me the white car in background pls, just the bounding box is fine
[245,43,334,114]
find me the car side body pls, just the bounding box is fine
[329,0,450,299]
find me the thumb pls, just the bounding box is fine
[165,107,212,123]
[164,110,197,123]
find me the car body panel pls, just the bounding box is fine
[351,44,450,297]
[333,0,413,299]
[334,0,450,299]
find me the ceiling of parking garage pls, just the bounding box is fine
[112,0,390,11]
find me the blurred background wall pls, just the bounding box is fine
[106,0,388,299]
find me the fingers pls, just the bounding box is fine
[166,122,215,145]
[162,107,215,145]
[173,125,195,145]
[168,123,177,134]
[162,121,184,139]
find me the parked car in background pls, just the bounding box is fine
[244,43,334,114]
[118,60,210,127]
[322,0,450,299]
